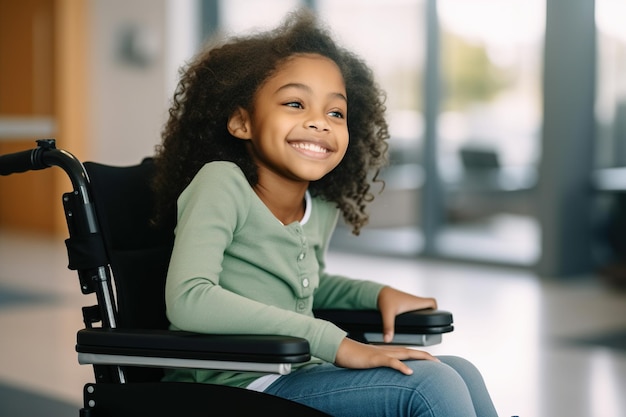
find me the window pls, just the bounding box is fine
[436,0,544,265]
[595,0,626,168]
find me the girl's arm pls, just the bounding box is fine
[165,162,348,363]
[377,286,437,343]
[312,206,437,343]
[311,204,439,368]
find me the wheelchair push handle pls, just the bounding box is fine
[0,138,90,193]
[0,138,57,175]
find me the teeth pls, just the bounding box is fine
[291,142,328,153]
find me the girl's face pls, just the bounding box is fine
[229,53,349,185]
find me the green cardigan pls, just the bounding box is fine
[163,161,384,388]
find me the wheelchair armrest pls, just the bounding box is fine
[76,328,310,375]
[314,309,454,346]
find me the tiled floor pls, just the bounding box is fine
[1,230,625,417]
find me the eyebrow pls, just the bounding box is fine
[275,82,348,103]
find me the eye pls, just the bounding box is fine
[284,101,303,109]
[328,110,345,119]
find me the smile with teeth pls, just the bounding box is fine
[289,141,330,154]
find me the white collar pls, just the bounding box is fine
[300,190,312,225]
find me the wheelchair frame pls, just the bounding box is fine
[0,139,454,416]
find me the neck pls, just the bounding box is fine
[253,170,308,225]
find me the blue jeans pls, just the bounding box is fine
[264,356,499,417]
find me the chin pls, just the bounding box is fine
[301,169,335,182]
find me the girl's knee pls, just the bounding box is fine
[438,355,488,386]
[404,360,470,394]
[439,355,479,371]
[404,360,477,416]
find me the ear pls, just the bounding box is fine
[227,107,252,140]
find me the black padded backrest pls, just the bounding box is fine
[84,159,176,331]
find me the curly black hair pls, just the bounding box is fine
[153,9,389,235]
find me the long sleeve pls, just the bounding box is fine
[165,162,346,364]
[309,211,385,310]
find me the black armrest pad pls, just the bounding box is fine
[314,309,454,335]
[76,328,310,363]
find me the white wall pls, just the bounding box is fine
[88,0,199,165]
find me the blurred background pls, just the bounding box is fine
[1,1,625,416]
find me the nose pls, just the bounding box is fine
[307,123,330,132]
[305,111,331,132]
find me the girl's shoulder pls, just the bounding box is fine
[190,161,249,188]
[181,161,251,202]
[195,160,244,178]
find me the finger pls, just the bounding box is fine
[385,347,441,362]
[387,358,414,375]
[387,353,442,375]
[415,350,440,362]
[380,309,396,343]
[408,349,440,362]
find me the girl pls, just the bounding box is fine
[153,10,498,417]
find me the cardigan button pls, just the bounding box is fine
[302,278,310,288]
[298,253,305,261]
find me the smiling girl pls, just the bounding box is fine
[152,10,498,417]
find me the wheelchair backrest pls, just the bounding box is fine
[84,159,175,331]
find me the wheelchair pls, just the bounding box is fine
[0,139,454,416]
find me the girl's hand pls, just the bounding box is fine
[334,337,439,375]
[377,286,438,343]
